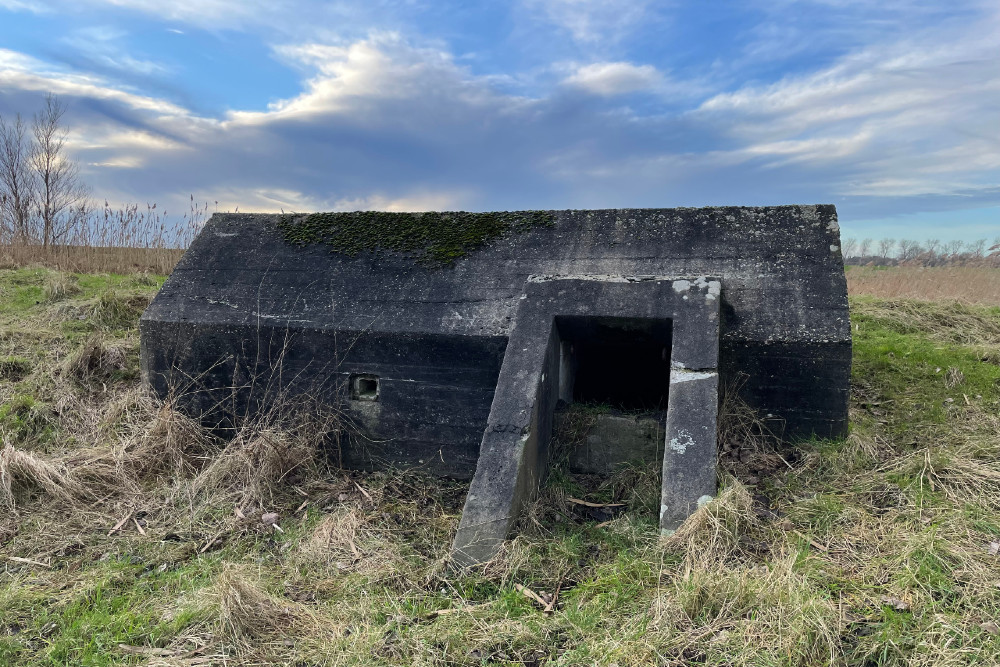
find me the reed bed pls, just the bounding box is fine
[0,200,205,275]
[847,266,1000,305]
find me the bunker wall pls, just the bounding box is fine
[141,205,851,470]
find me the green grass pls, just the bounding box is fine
[2,267,1000,666]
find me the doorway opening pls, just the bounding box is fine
[555,316,672,412]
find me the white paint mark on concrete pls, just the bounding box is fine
[206,298,238,309]
[697,495,714,508]
[251,312,313,323]
[669,429,695,454]
[672,279,692,293]
[670,369,716,384]
[830,245,839,252]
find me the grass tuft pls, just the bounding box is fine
[89,289,152,330]
[212,565,321,643]
[0,355,31,381]
[42,272,81,301]
[662,480,766,567]
[0,440,86,509]
[61,333,129,382]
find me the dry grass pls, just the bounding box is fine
[0,440,86,509]
[297,507,408,578]
[2,268,1000,665]
[0,244,186,275]
[42,272,81,301]
[662,480,766,568]
[89,289,153,329]
[60,333,128,382]
[211,565,326,643]
[192,407,341,506]
[111,396,216,481]
[847,266,1000,305]
[0,198,205,275]
[651,553,842,665]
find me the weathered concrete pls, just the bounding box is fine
[450,275,720,565]
[661,367,720,532]
[140,205,851,562]
[562,413,664,476]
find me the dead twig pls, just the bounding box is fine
[566,497,625,509]
[514,583,548,609]
[7,556,51,568]
[543,579,562,614]
[352,480,373,503]
[108,511,133,537]
[794,530,829,552]
[118,644,172,656]
[199,530,226,553]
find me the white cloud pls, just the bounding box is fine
[0,48,191,116]
[695,11,1000,199]
[229,34,525,126]
[79,0,274,29]
[1,9,998,225]
[0,0,48,11]
[62,26,171,76]
[522,0,653,43]
[563,62,661,96]
[330,191,466,213]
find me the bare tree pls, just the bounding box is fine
[944,240,964,257]
[924,238,940,259]
[0,112,35,243]
[898,239,921,261]
[859,238,873,257]
[30,95,88,247]
[877,237,896,259]
[969,238,987,258]
[842,237,858,259]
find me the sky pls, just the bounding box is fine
[0,0,998,244]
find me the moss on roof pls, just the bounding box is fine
[277,210,555,267]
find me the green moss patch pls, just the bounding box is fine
[277,210,556,267]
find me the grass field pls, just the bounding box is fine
[0,266,999,666]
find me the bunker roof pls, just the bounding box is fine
[143,205,849,346]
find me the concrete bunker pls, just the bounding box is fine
[140,205,851,565]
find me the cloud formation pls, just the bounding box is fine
[563,62,661,96]
[0,0,996,239]
[521,0,654,43]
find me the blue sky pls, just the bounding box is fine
[0,0,997,243]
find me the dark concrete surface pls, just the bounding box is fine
[450,276,720,564]
[140,206,850,561]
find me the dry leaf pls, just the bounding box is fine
[880,596,909,611]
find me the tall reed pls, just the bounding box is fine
[0,198,208,274]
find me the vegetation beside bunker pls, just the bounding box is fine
[277,210,556,267]
[3,266,1000,665]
